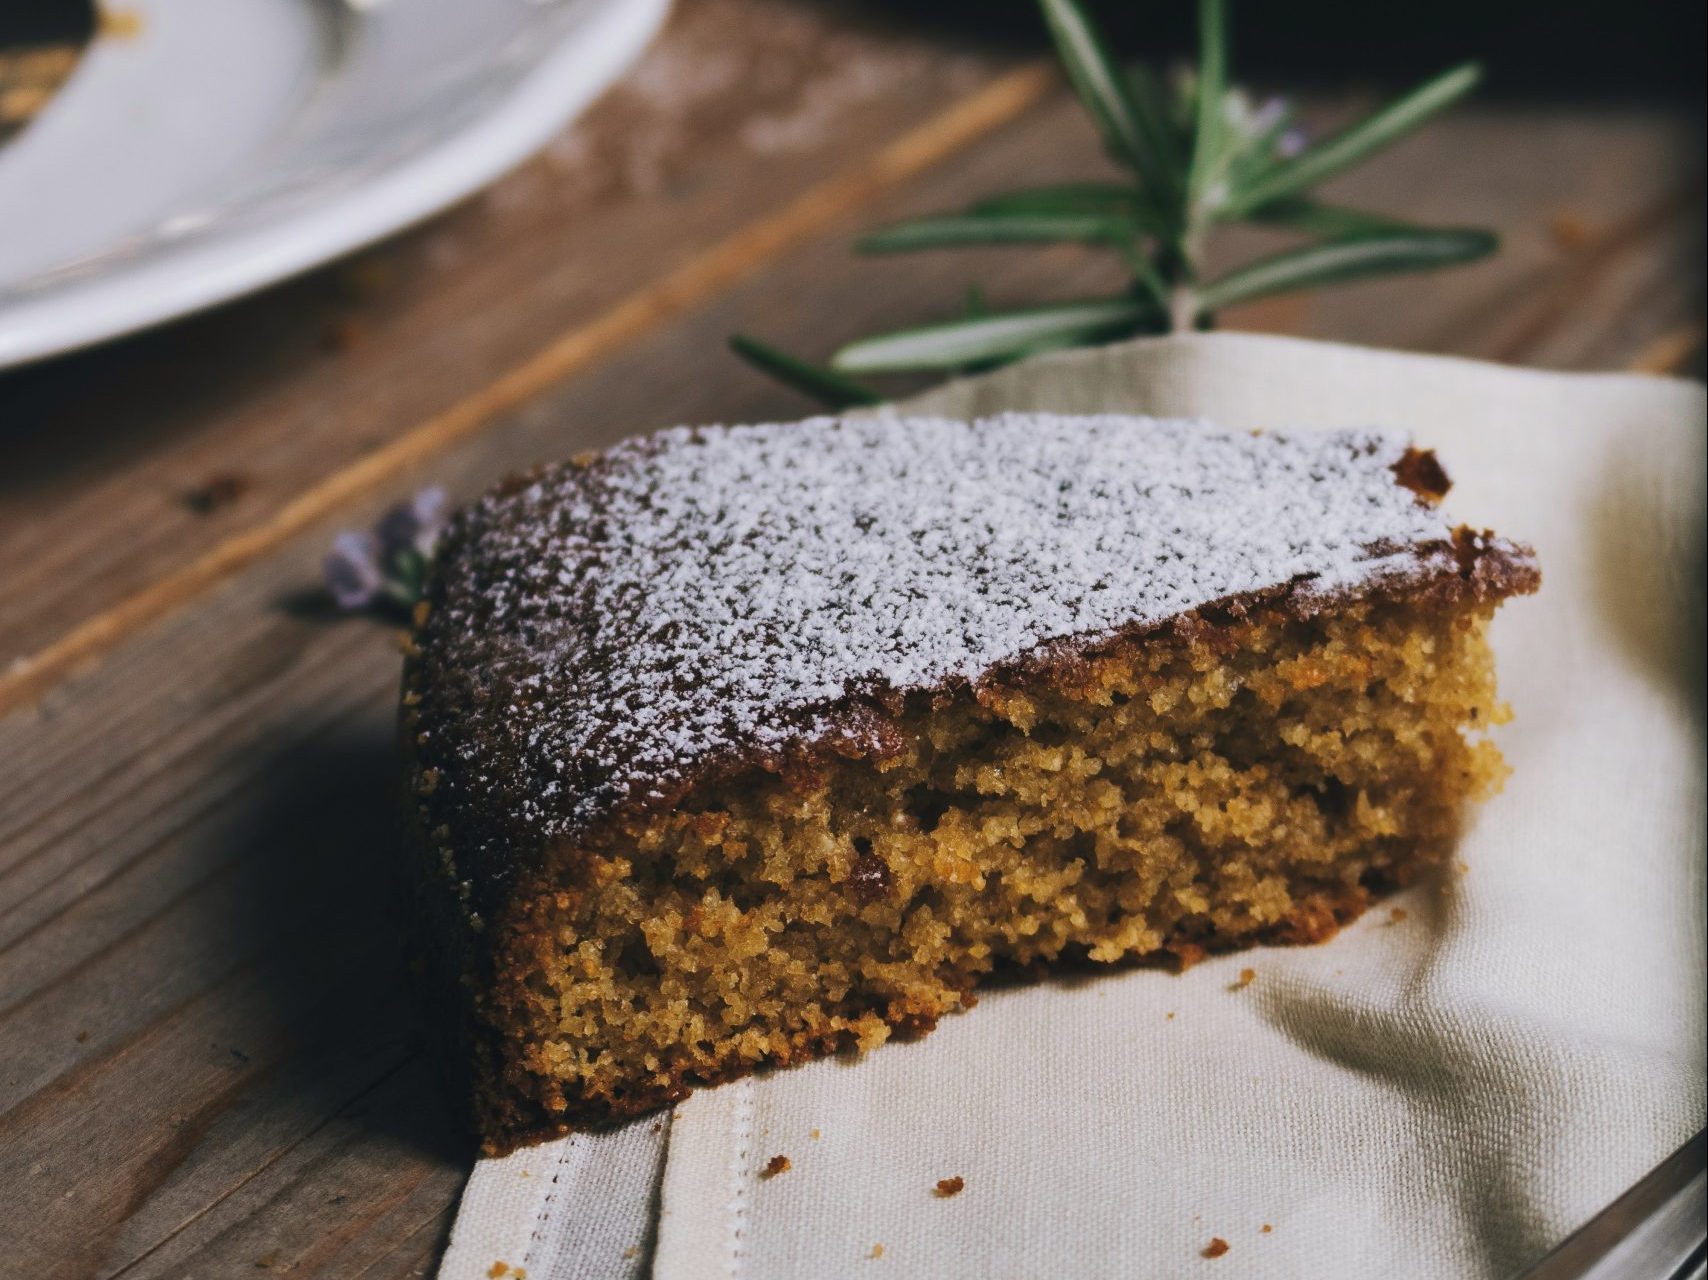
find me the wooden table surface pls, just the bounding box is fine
[0,2,1700,1276]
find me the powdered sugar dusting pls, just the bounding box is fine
[416,413,1465,845]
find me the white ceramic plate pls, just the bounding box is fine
[0,0,670,370]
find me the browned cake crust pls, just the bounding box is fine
[399,413,1537,1153]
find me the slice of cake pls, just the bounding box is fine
[401,412,1538,1154]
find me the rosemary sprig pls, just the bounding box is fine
[733,0,1498,407]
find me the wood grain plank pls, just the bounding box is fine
[343,1203,458,1280]
[109,1058,463,1280]
[0,86,1698,1280]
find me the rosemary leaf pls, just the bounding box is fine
[1195,228,1497,313]
[1223,63,1483,218]
[730,335,883,407]
[857,209,1145,253]
[1247,198,1416,238]
[1037,0,1167,194]
[960,326,1110,375]
[1224,101,1295,191]
[1124,65,1187,198]
[1117,243,1172,309]
[1185,0,1230,216]
[831,297,1162,374]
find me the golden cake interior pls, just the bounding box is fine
[477,594,1507,1147]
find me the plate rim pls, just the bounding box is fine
[0,0,671,370]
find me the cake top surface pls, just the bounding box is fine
[412,412,1533,855]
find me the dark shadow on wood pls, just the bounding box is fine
[221,719,469,1168]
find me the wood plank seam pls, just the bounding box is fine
[102,1051,425,1280]
[0,644,386,904]
[345,1204,460,1280]
[0,759,271,945]
[0,61,1055,722]
[287,1166,444,1277]
[0,869,415,1120]
[0,616,382,869]
[0,964,424,1252]
[0,954,259,1138]
[0,798,264,1004]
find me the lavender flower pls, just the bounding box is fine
[1245,94,1289,137]
[324,487,451,615]
[377,486,448,561]
[1230,93,1307,163]
[324,530,387,611]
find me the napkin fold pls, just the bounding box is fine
[440,333,1706,1280]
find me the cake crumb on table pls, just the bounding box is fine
[182,472,252,515]
[868,1244,884,1259]
[1261,1224,1273,1234]
[935,1176,965,1198]
[810,1128,821,1139]
[1389,907,1409,924]
[761,1154,791,1178]
[1229,968,1256,991]
[488,1263,525,1279]
[622,1247,639,1260]
[1202,1238,1230,1259]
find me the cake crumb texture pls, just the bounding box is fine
[460,596,1516,1148]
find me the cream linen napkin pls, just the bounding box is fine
[439,333,1706,1280]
